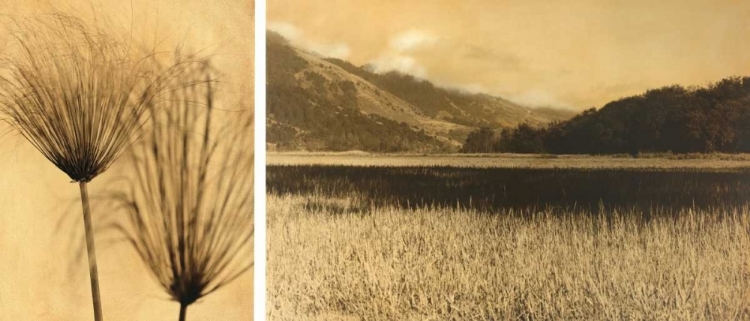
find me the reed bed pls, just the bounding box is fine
[268,193,750,320]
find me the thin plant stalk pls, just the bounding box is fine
[0,13,194,321]
[179,303,187,321]
[79,181,103,321]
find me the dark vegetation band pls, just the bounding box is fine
[463,77,750,154]
[268,165,750,214]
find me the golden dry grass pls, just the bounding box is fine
[267,152,750,169]
[268,193,750,320]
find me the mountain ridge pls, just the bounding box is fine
[266,31,574,152]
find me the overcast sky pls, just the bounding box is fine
[269,0,750,110]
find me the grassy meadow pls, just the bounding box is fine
[267,155,750,320]
[267,152,750,169]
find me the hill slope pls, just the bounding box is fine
[267,31,573,152]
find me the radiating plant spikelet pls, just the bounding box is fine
[0,12,195,321]
[108,59,253,321]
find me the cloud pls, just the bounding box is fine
[267,21,302,41]
[390,29,438,52]
[267,20,351,59]
[507,89,573,109]
[368,55,428,78]
[367,29,438,77]
[306,42,351,59]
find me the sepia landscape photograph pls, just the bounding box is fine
[267,0,750,320]
[0,0,253,320]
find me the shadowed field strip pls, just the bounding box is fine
[268,165,750,213]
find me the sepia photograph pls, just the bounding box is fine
[0,0,253,320]
[266,0,750,320]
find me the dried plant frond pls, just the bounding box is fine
[0,12,204,321]
[0,13,186,182]
[109,59,253,319]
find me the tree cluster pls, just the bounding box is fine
[463,77,750,154]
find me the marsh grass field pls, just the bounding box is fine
[267,154,750,320]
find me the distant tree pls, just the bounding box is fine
[461,127,497,153]
[506,123,547,153]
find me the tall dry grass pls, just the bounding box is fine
[104,60,253,321]
[268,193,750,320]
[0,13,191,321]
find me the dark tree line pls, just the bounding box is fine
[463,76,750,154]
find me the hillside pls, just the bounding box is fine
[462,76,750,154]
[266,31,573,152]
[323,58,572,128]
